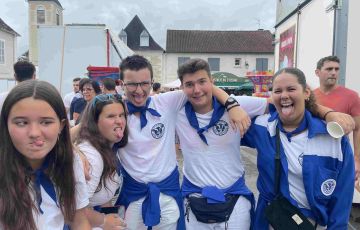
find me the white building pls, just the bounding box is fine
[164,29,275,83]
[274,0,360,93]
[0,17,20,92]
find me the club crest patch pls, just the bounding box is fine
[321,179,336,196]
[212,120,229,136]
[151,123,165,139]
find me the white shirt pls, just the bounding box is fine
[63,91,76,119]
[33,153,89,230]
[280,131,311,209]
[176,96,267,188]
[119,91,187,183]
[77,141,122,207]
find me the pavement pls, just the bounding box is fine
[176,146,360,229]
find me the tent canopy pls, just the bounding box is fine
[212,72,253,89]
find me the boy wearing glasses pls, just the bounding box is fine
[115,55,251,230]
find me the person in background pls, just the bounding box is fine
[0,80,90,230]
[63,77,81,119]
[74,94,128,229]
[102,78,117,95]
[0,60,36,112]
[150,82,161,96]
[314,56,360,181]
[242,68,354,229]
[72,79,101,124]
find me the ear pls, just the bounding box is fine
[304,86,311,99]
[119,80,125,89]
[315,69,320,77]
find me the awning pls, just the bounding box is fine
[212,72,253,89]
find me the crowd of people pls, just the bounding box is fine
[0,55,358,230]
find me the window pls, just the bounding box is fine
[0,40,5,64]
[256,58,268,71]
[119,29,127,45]
[234,58,241,67]
[37,6,45,24]
[178,57,190,67]
[208,58,220,71]
[140,30,149,47]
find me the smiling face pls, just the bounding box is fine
[7,98,64,170]
[82,83,97,102]
[122,68,152,107]
[97,103,127,145]
[182,70,214,114]
[271,72,311,129]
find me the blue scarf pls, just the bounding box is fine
[126,98,161,129]
[29,154,58,214]
[185,97,225,145]
[278,115,307,142]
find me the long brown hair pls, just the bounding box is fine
[75,94,128,192]
[0,80,76,230]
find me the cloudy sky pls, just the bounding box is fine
[1,0,276,56]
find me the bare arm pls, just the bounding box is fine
[317,104,355,134]
[85,208,126,229]
[69,208,91,230]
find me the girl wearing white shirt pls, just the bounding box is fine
[75,94,128,229]
[0,80,90,230]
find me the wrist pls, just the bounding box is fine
[323,110,336,120]
[226,104,240,112]
[224,97,239,111]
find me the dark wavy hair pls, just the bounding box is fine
[272,67,318,115]
[0,80,76,230]
[177,58,211,83]
[119,54,153,80]
[75,95,128,192]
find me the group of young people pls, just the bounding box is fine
[0,54,356,230]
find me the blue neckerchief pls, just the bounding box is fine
[277,115,307,142]
[182,176,255,228]
[185,97,225,145]
[112,142,123,176]
[30,154,58,214]
[116,167,185,230]
[126,98,161,129]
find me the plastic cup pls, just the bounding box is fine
[326,121,344,139]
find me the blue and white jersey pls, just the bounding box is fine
[242,108,355,229]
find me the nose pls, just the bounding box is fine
[193,83,201,93]
[29,123,41,138]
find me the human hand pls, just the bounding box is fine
[102,214,127,230]
[325,112,355,135]
[228,106,251,138]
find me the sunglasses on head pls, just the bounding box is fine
[91,94,123,107]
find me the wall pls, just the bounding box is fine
[0,30,16,83]
[164,53,274,84]
[136,50,164,84]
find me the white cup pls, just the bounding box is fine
[326,121,344,139]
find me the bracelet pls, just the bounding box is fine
[323,110,336,120]
[226,104,240,112]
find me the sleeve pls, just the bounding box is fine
[63,94,71,109]
[77,142,104,200]
[241,117,259,148]
[73,152,90,209]
[327,136,355,229]
[235,96,267,118]
[73,99,86,114]
[153,90,188,112]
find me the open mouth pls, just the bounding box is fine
[281,102,294,116]
[31,140,45,147]
[114,127,124,139]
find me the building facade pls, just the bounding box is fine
[28,0,63,65]
[0,17,20,92]
[118,15,164,83]
[165,30,274,84]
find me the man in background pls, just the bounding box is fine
[0,60,36,111]
[63,77,81,119]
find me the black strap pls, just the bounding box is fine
[274,127,281,195]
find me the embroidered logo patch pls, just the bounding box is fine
[321,179,336,196]
[151,123,165,139]
[212,120,229,136]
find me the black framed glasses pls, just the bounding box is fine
[123,81,152,92]
[92,94,122,107]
